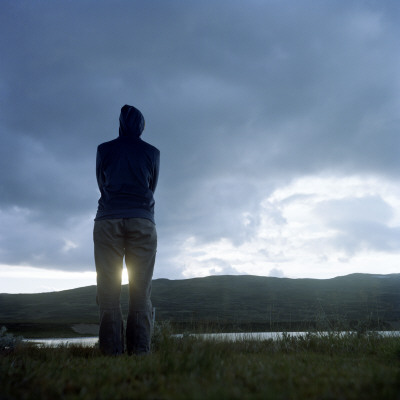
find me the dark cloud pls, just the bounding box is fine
[1,0,399,276]
[315,195,400,255]
[333,222,400,255]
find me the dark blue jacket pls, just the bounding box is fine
[95,105,160,223]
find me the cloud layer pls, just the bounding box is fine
[1,1,399,283]
[175,175,400,279]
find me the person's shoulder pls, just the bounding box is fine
[139,138,160,154]
[97,137,119,152]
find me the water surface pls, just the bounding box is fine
[27,330,400,347]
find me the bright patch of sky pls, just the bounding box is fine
[0,265,130,294]
[177,175,400,279]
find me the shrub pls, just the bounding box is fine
[0,326,23,354]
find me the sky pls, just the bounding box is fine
[1,0,400,293]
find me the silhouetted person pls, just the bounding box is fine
[94,105,160,355]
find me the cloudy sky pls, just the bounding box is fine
[1,0,399,293]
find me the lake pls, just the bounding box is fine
[27,330,400,347]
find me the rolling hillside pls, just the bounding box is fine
[1,274,399,334]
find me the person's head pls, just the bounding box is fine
[119,105,145,137]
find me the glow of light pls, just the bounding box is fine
[122,268,129,285]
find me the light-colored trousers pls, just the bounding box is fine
[93,218,157,355]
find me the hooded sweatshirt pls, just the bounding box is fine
[95,105,160,223]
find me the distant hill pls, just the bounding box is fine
[1,274,399,333]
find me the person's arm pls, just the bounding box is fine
[96,147,103,191]
[149,150,160,193]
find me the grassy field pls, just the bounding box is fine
[1,326,400,399]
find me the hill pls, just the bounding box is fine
[1,273,399,335]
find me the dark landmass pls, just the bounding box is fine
[1,273,399,336]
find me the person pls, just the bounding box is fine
[93,104,160,355]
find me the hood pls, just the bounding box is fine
[119,104,145,137]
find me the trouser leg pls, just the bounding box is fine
[94,219,125,355]
[124,218,157,355]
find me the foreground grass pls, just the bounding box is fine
[1,331,400,400]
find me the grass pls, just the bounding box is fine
[1,325,400,399]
